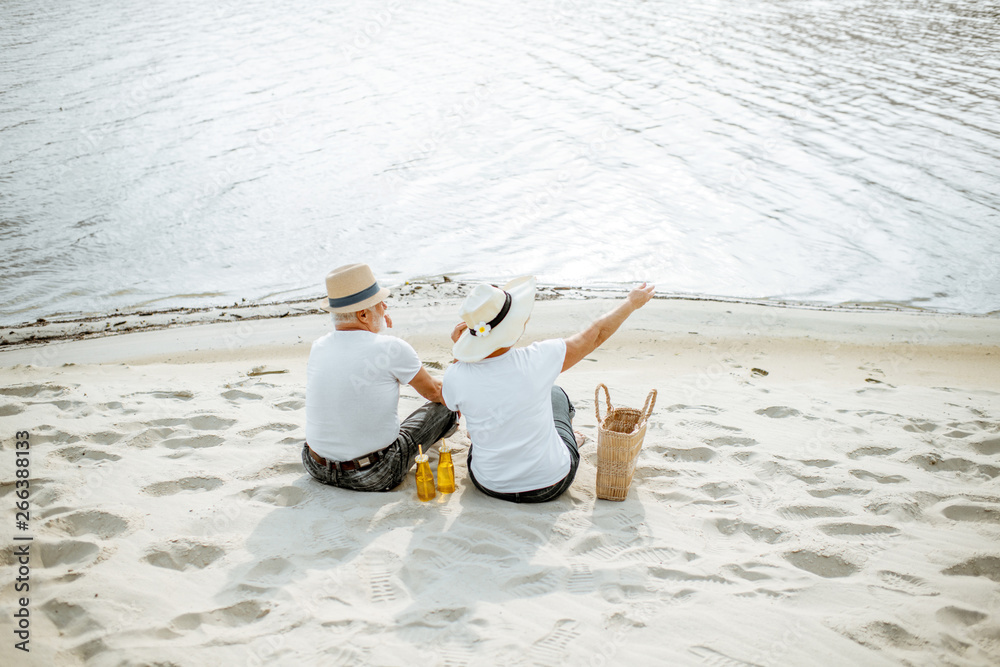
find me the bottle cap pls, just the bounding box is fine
[415,454,428,463]
[439,439,449,453]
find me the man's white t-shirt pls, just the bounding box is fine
[442,339,570,493]
[306,330,422,461]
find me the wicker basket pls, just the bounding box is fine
[594,384,657,501]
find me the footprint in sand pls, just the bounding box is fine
[0,403,24,416]
[936,605,988,627]
[433,643,474,667]
[242,460,304,480]
[222,389,263,401]
[161,434,225,450]
[778,505,851,520]
[244,557,295,585]
[87,431,124,446]
[844,621,926,651]
[170,600,269,631]
[689,646,763,667]
[50,399,88,412]
[274,399,305,411]
[144,540,224,571]
[46,510,130,539]
[715,518,786,544]
[307,520,357,556]
[358,556,400,604]
[238,422,300,438]
[574,534,631,562]
[848,446,899,459]
[40,599,99,636]
[941,505,1000,523]
[620,546,686,565]
[648,566,732,587]
[142,476,224,496]
[798,458,838,468]
[504,570,561,597]
[38,540,100,568]
[137,390,195,400]
[32,428,82,445]
[818,523,900,538]
[784,550,858,578]
[0,383,69,398]
[150,415,236,430]
[903,420,938,433]
[972,437,1000,456]
[528,619,581,665]
[665,404,723,415]
[708,436,757,447]
[123,426,175,449]
[416,534,520,569]
[661,446,717,463]
[565,563,596,594]
[397,606,471,630]
[242,484,304,507]
[808,486,867,499]
[54,446,122,463]
[942,556,1000,583]
[850,470,907,484]
[875,570,939,596]
[908,455,975,473]
[755,406,803,419]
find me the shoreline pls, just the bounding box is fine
[3,278,997,353]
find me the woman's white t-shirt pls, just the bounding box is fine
[442,339,570,493]
[305,330,422,461]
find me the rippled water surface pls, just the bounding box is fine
[2,0,998,323]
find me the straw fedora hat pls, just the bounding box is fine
[320,263,391,313]
[452,276,537,362]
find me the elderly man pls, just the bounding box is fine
[442,278,654,503]
[303,263,457,492]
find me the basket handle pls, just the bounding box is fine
[594,383,612,424]
[640,389,657,423]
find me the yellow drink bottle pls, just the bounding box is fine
[436,440,456,494]
[415,445,435,502]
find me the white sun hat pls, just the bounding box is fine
[452,276,537,363]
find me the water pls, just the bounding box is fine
[2,0,998,325]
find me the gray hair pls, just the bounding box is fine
[332,311,360,325]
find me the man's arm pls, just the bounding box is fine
[562,283,655,372]
[409,367,444,404]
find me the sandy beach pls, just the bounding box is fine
[2,293,999,666]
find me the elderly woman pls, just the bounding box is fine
[442,277,655,503]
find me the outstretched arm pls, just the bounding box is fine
[562,283,655,372]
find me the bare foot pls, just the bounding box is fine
[574,430,587,447]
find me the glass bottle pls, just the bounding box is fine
[436,440,456,494]
[415,445,436,502]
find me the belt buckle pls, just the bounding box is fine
[356,455,372,469]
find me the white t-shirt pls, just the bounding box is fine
[305,330,422,461]
[442,339,570,493]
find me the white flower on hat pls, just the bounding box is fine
[475,321,492,337]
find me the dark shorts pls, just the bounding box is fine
[302,401,458,492]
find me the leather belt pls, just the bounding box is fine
[307,443,389,472]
